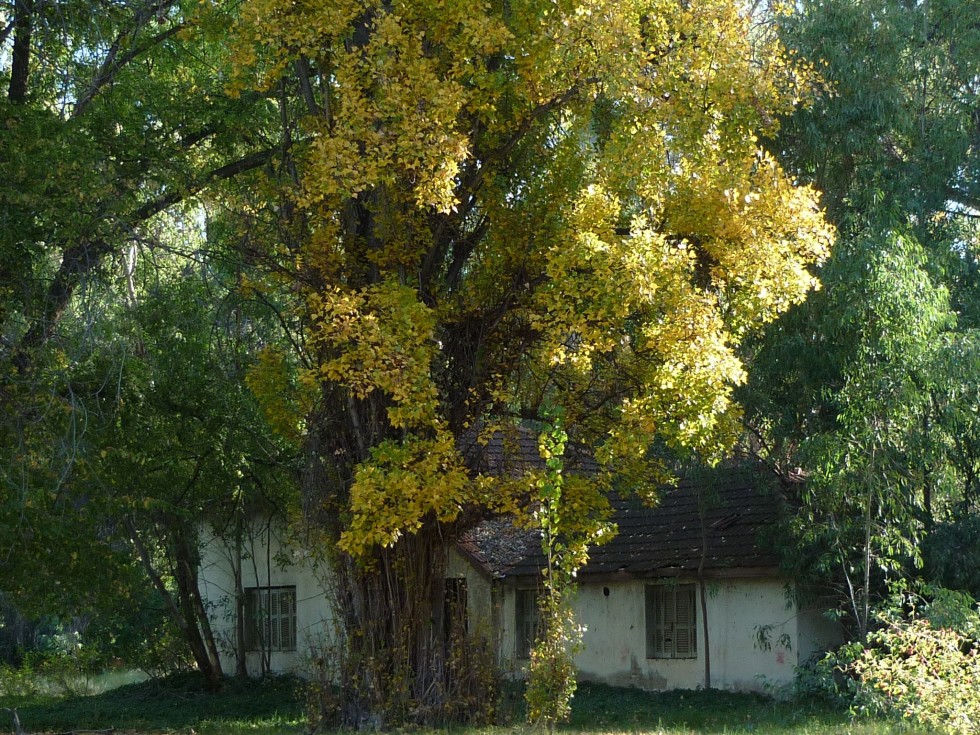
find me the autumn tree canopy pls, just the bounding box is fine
[227,0,833,722]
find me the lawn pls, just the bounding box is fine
[4,675,922,735]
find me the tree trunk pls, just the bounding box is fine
[697,496,711,690]
[698,576,710,690]
[8,0,32,103]
[327,530,490,727]
[172,526,225,691]
[232,517,248,678]
[335,534,441,727]
[127,518,225,690]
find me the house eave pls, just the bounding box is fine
[498,565,784,585]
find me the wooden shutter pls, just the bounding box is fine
[646,584,697,659]
[245,588,259,651]
[673,587,696,657]
[516,589,539,658]
[269,588,281,649]
[281,588,296,651]
[245,587,296,652]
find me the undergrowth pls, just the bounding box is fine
[5,672,305,734]
[2,673,922,735]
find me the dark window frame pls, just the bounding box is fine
[515,587,540,659]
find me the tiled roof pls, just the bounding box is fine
[459,467,782,580]
[458,423,598,477]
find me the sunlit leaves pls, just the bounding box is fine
[231,0,832,560]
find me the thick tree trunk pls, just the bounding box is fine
[8,0,32,103]
[333,533,445,727]
[317,529,493,727]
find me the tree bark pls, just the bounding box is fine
[232,516,248,678]
[127,517,225,690]
[331,532,461,727]
[172,526,224,691]
[8,0,33,103]
[697,493,711,690]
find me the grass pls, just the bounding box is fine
[3,675,923,735]
[4,673,306,735]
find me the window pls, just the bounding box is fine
[515,588,540,659]
[245,586,297,652]
[645,584,697,659]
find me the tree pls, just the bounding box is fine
[229,0,832,723]
[741,0,980,636]
[0,208,296,686]
[0,0,300,681]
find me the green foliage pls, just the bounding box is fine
[798,589,980,734]
[0,0,283,673]
[923,516,980,598]
[849,616,979,735]
[0,644,101,699]
[524,594,581,729]
[9,672,305,733]
[7,674,912,735]
[744,0,980,636]
[0,662,42,698]
[525,415,606,730]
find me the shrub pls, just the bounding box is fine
[849,616,980,735]
[524,593,582,730]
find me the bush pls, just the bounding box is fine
[797,589,980,734]
[849,616,979,735]
[0,661,41,697]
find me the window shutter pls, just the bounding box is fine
[282,589,296,651]
[245,587,297,652]
[674,587,692,657]
[516,589,539,658]
[646,584,697,659]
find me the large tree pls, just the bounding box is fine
[230,0,832,723]
[0,0,291,680]
[741,0,980,635]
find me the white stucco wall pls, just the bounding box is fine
[796,599,845,665]
[198,523,333,676]
[199,524,832,691]
[446,548,496,638]
[498,577,820,692]
[199,531,498,678]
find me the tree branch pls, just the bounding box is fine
[12,147,277,372]
[71,0,182,119]
[7,0,34,103]
[946,185,980,216]
[0,17,17,48]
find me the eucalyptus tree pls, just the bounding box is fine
[742,0,980,636]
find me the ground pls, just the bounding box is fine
[3,673,927,735]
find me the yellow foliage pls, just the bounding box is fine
[231,0,834,558]
[245,347,309,446]
[340,431,470,556]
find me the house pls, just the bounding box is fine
[198,453,840,691]
[457,469,841,692]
